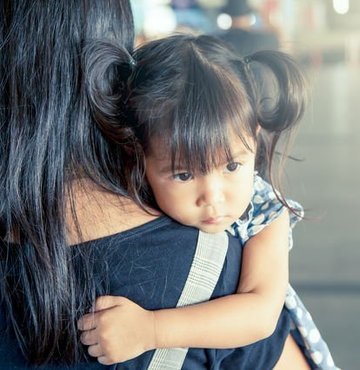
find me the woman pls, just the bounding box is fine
[0,1,292,369]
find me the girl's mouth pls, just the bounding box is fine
[201,216,225,225]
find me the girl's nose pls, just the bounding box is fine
[196,176,225,207]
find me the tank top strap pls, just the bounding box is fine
[147,231,229,370]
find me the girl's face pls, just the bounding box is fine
[145,133,256,233]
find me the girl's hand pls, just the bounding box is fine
[77,296,156,365]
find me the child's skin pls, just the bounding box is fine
[78,132,310,368]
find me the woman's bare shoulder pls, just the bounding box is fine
[66,179,160,245]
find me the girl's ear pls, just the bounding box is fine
[256,124,261,135]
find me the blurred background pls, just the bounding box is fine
[130,1,360,368]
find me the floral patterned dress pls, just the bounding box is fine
[231,174,339,370]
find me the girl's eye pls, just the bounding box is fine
[225,162,241,173]
[173,172,193,182]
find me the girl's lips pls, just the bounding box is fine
[201,216,225,225]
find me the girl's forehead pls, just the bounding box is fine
[147,132,256,160]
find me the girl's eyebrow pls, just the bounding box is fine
[148,156,182,174]
[154,147,253,174]
[232,148,252,158]
[221,147,253,162]
[214,147,253,167]
[158,163,187,174]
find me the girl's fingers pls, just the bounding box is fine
[98,355,115,366]
[95,295,129,311]
[87,344,119,365]
[78,296,130,331]
[77,313,97,331]
[80,329,98,346]
[87,343,103,358]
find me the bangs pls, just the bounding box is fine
[148,61,258,174]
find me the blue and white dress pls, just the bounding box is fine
[231,174,339,370]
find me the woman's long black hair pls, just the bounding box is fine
[0,0,139,364]
[128,34,307,209]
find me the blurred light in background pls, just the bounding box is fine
[217,13,232,30]
[333,0,350,15]
[131,0,360,66]
[143,5,176,37]
[132,0,176,38]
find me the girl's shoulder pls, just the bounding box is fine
[232,174,304,245]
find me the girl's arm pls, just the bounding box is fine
[153,210,289,347]
[78,210,289,365]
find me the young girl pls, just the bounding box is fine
[78,34,338,370]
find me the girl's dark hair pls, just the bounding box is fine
[128,34,307,208]
[0,0,138,364]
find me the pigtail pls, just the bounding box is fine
[83,40,135,143]
[82,40,146,203]
[245,50,308,133]
[241,51,308,215]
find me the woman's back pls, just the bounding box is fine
[0,215,199,369]
[0,213,291,369]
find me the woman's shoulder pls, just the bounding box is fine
[66,183,163,245]
[71,214,200,249]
